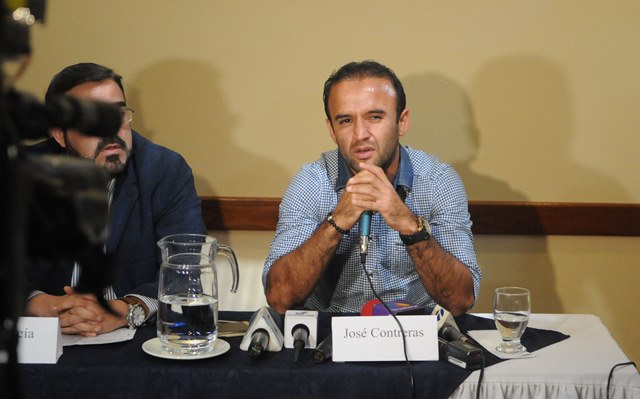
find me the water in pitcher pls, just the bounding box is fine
[158,293,219,354]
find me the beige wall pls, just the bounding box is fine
[16,1,639,361]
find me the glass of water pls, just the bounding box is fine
[493,287,530,354]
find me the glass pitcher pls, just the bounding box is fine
[157,234,239,355]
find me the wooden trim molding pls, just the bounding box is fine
[202,196,280,231]
[468,201,640,236]
[201,196,640,236]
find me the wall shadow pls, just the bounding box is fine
[125,59,290,308]
[464,55,632,316]
[126,58,290,243]
[401,70,562,313]
[469,55,632,203]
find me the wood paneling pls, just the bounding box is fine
[202,196,280,231]
[201,197,640,236]
[468,201,640,236]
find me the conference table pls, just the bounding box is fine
[17,312,640,399]
[451,313,639,398]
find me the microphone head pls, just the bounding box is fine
[284,310,318,350]
[440,325,463,342]
[239,307,284,353]
[247,329,269,359]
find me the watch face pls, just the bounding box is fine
[131,304,146,326]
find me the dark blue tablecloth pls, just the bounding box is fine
[17,312,569,399]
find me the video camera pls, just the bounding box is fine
[1,2,122,397]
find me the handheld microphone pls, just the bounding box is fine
[359,210,372,264]
[432,305,484,370]
[284,310,318,362]
[440,325,474,345]
[312,335,332,363]
[247,329,270,359]
[431,304,460,331]
[240,307,284,359]
[292,324,309,362]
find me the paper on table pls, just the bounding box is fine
[467,329,535,359]
[61,327,136,346]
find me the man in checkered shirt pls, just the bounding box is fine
[262,60,481,316]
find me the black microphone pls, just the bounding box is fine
[248,329,270,359]
[312,335,332,363]
[435,309,484,370]
[8,90,123,139]
[239,307,284,359]
[435,308,475,346]
[292,324,310,363]
[440,325,474,345]
[284,310,318,362]
[359,210,372,264]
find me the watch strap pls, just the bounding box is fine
[399,216,431,245]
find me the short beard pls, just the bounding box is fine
[64,133,131,178]
[102,153,128,177]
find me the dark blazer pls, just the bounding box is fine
[26,131,207,299]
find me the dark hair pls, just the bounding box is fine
[323,60,406,123]
[45,62,125,104]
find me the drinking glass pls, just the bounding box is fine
[493,287,530,354]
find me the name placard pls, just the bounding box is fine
[332,315,438,362]
[17,317,63,364]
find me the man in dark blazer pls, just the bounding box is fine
[25,63,206,336]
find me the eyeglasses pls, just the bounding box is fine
[120,107,135,125]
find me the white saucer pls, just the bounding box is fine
[142,338,230,360]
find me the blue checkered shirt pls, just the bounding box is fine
[262,146,481,312]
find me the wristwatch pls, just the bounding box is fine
[121,297,146,329]
[399,216,431,245]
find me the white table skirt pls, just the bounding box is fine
[450,314,640,399]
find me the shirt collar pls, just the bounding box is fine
[335,146,414,193]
